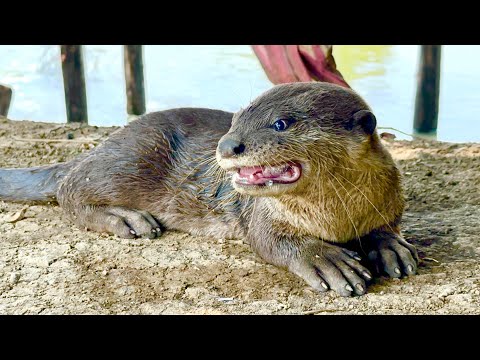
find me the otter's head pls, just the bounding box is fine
[216,82,378,197]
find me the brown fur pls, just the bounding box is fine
[217,82,404,243]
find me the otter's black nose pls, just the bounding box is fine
[218,138,245,158]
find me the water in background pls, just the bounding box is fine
[0,45,479,142]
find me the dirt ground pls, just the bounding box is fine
[0,116,479,315]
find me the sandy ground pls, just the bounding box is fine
[0,116,479,315]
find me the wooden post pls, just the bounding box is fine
[413,45,442,135]
[60,45,88,123]
[124,45,146,116]
[0,84,12,117]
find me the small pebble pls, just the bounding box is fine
[9,272,20,284]
[217,297,234,303]
[5,206,28,223]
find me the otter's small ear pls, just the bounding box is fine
[352,110,376,135]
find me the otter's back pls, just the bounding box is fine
[124,108,234,138]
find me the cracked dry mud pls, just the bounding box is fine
[0,116,479,314]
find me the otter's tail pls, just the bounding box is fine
[0,163,68,203]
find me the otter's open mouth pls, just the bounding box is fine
[232,162,302,186]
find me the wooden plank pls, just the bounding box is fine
[0,84,12,117]
[60,45,88,123]
[413,45,442,134]
[124,45,146,116]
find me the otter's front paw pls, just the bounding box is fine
[366,231,419,278]
[289,244,373,297]
[79,206,162,239]
[106,207,162,239]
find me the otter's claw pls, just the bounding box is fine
[78,206,163,239]
[290,243,373,297]
[366,230,418,278]
[107,207,162,239]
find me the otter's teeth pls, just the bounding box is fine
[266,180,274,186]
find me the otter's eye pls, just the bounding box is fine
[273,119,289,132]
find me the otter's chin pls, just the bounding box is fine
[230,162,303,196]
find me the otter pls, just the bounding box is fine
[0,82,418,297]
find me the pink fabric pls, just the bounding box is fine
[251,45,349,88]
